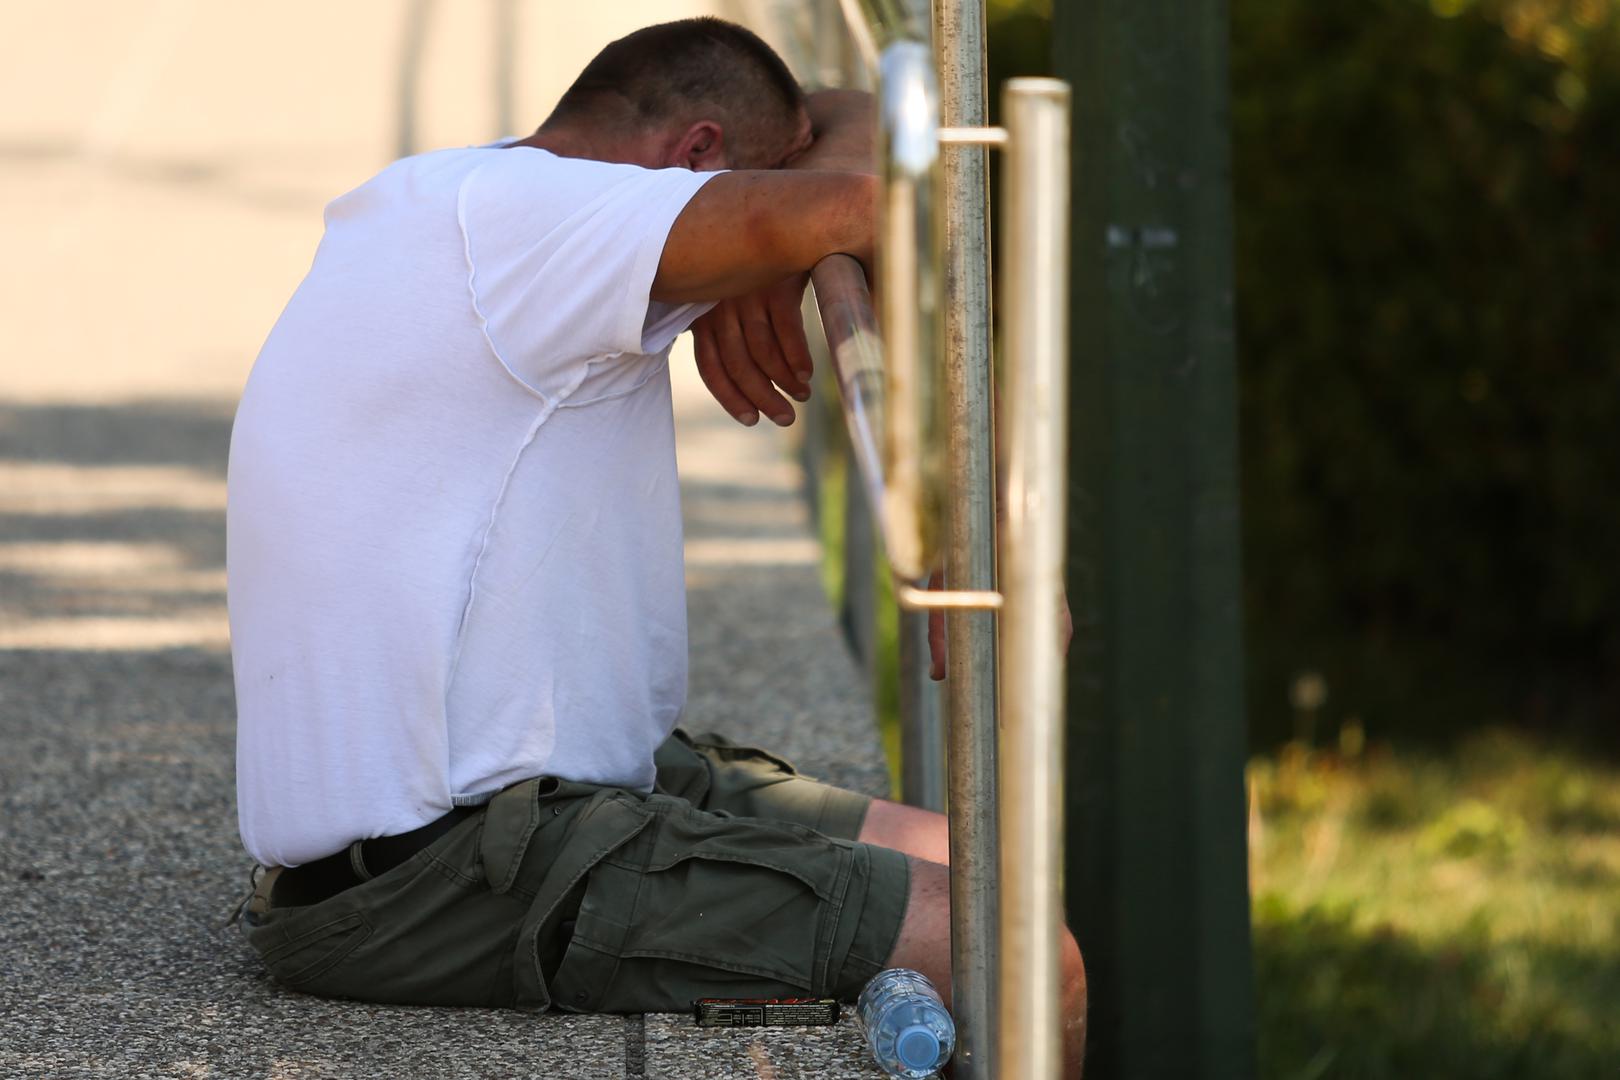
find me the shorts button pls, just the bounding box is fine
[575,991,588,1003]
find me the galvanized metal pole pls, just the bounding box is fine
[997,78,1071,1080]
[841,462,878,681]
[873,41,942,584]
[933,0,1000,1075]
[815,0,850,89]
[492,0,515,139]
[897,610,944,811]
[873,38,946,819]
[394,0,435,159]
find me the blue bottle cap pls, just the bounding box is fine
[897,1024,941,1071]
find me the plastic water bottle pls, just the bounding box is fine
[856,968,955,1078]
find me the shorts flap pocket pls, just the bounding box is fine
[510,794,653,1009]
[554,805,855,1001]
[258,911,371,988]
[689,734,801,777]
[644,805,842,900]
[481,778,546,895]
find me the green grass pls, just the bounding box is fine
[1250,730,1620,1079]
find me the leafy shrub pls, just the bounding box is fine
[989,0,1620,748]
[1232,0,1620,747]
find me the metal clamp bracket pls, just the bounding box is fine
[937,125,1010,147]
[895,584,1004,611]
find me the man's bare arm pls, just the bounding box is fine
[792,90,876,174]
[651,171,875,304]
[681,90,877,425]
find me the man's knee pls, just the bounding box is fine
[883,858,1087,1076]
[882,857,954,1004]
[1060,924,1087,1013]
[1060,924,1088,1076]
[1060,925,1086,992]
[882,859,1087,1001]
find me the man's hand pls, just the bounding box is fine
[690,272,814,427]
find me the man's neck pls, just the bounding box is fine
[510,124,660,169]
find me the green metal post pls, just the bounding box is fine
[1052,2,1256,1077]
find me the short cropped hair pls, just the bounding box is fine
[548,18,805,168]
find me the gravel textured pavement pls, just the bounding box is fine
[1,3,894,1076]
[0,385,889,1080]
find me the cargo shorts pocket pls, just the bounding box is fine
[656,729,814,820]
[480,780,653,1010]
[255,910,372,989]
[549,795,855,1013]
[681,731,802,777]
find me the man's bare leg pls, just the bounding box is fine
[858,806,1088,1078]
[858,798,951,865]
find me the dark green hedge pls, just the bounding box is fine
[991,1,1620,747]
[1232,0,1620,746]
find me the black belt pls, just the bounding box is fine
[272,806,479,908]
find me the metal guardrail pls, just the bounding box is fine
[872,39,942,586]
[929,6,1003,1071]
[767,4,1072,1077]
[808,255,885,561]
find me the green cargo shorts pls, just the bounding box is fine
[237,730,910,1012]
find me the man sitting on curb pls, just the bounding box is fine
[227,17,1085,1076]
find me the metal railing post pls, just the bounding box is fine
[394,0,436,159]
[491,0,515,139]
[815,0,851,89]
[897,609,944,810]
[792,13,1074,1073]
[873,40,942,584]
[934,1,1000,1074]
[874,38,949,818]
[997,77,1072,1080]
[797,288,828,537]
[841,454,878,680]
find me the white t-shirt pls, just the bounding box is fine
[228,145,718,867]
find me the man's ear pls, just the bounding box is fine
[669,121,729,171]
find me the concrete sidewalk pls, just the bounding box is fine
[0,3,895,1075]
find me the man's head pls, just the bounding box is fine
[534,19,810,172]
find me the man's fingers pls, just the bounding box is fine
[693,282,816,429]
[715,304,796,427]
[737,303,804,404]
[692,315,758,426]
[768,283,815,390]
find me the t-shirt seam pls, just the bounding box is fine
[455,160,556,406]
[459,155,718,396]
[556,358,667,410]
[442,402,555,717]
[446,154,671,757]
